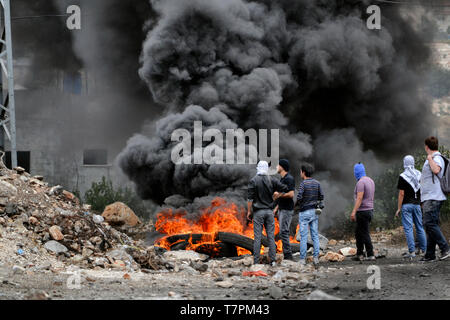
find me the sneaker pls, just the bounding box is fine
[299,259,306,266]
[364,256,376,261]
[403,252,416,259]
[352,255,364,262]
[415,248,425,256]
[313,257,319,265]
[270,261,277,267]
[419,256,436,262]
[440,250,450,261]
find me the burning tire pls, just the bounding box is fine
[217,232,302,253]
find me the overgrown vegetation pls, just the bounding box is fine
[84,177,150,220]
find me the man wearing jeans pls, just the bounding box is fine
[351,162,376,261]
[247,161,289,265]
[273,159,295,261]
[420,137,449,262]
[395,155,426,259]
[296,164,323,266]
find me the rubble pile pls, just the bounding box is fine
[0,155,164,271]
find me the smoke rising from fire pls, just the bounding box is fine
[17,1,433,230]
[117,0,435,230]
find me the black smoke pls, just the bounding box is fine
[117,0,435,227]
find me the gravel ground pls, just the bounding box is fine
[1,244,449,300]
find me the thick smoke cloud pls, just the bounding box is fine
[46,0,430,230]
[118,0,435,228]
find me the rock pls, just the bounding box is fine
[328,239,338,246]
[82,247,94,258]
[123,273,131,280]
[320,252,345,262]
[190,261,208,272]
[12,265,26,274]
[5,203,18,216]
[269,285,283,299]
[375,248,388,258]
[71,255,85,263]
[25,290,50,300]
[92,257,108,267]
[272,270,285,282]
[55,208,75,217]
[33,175,44,181]
[216,280,233,288]
[89,236,102,245]
[307,290,341,300]
[93,215,104,224]
[102,202,141,227]
[49,226,64,241]
[106,248,136,266]
[242,256,253,266]
[0,217,6,226]
[338,247,357,257]
[13,167,25,174]
[44,240,68,254]
[0,197,8,206]
[28,216,39,225]
[179,264,200,275]
[163,250,209,262]
[62,190,76,201]
[0,180,17,198]
[112,260,126,269]
[49,185,63,195]
[249,264,268,273]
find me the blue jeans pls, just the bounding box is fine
[422,200,449,259]
[299,209,320,260]
[401,203,427,253]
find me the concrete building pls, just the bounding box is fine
[1,59,138,196]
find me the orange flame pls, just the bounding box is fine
[154,197,298,256]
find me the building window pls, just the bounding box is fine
[83,149,108,166]
[4,151,31,173]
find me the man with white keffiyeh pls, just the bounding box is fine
[395,155,427,259]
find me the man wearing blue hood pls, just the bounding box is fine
[351,163,376,261]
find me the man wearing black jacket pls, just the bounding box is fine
[247,161,289,265]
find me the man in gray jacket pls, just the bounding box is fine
[247,161,289,265]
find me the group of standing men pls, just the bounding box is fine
[247,136,449,266]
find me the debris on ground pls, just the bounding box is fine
[102,202,141,227]
[320,252,345,262]
[338,247,357,257]
[307,290,341,300]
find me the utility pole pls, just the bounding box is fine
[0,0,17,168]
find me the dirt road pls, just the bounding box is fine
[1,245,449,300]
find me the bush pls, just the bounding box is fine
[84,177,150,220]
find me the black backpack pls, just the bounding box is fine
[432,154,450,195]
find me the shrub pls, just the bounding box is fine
[84,177,150,220]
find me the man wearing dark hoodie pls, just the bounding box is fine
[351,163,376,261]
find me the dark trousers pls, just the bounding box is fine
[278,209,293,258]
[253,209,276,264]
[422,200,449,259]
[355,210,374,257]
